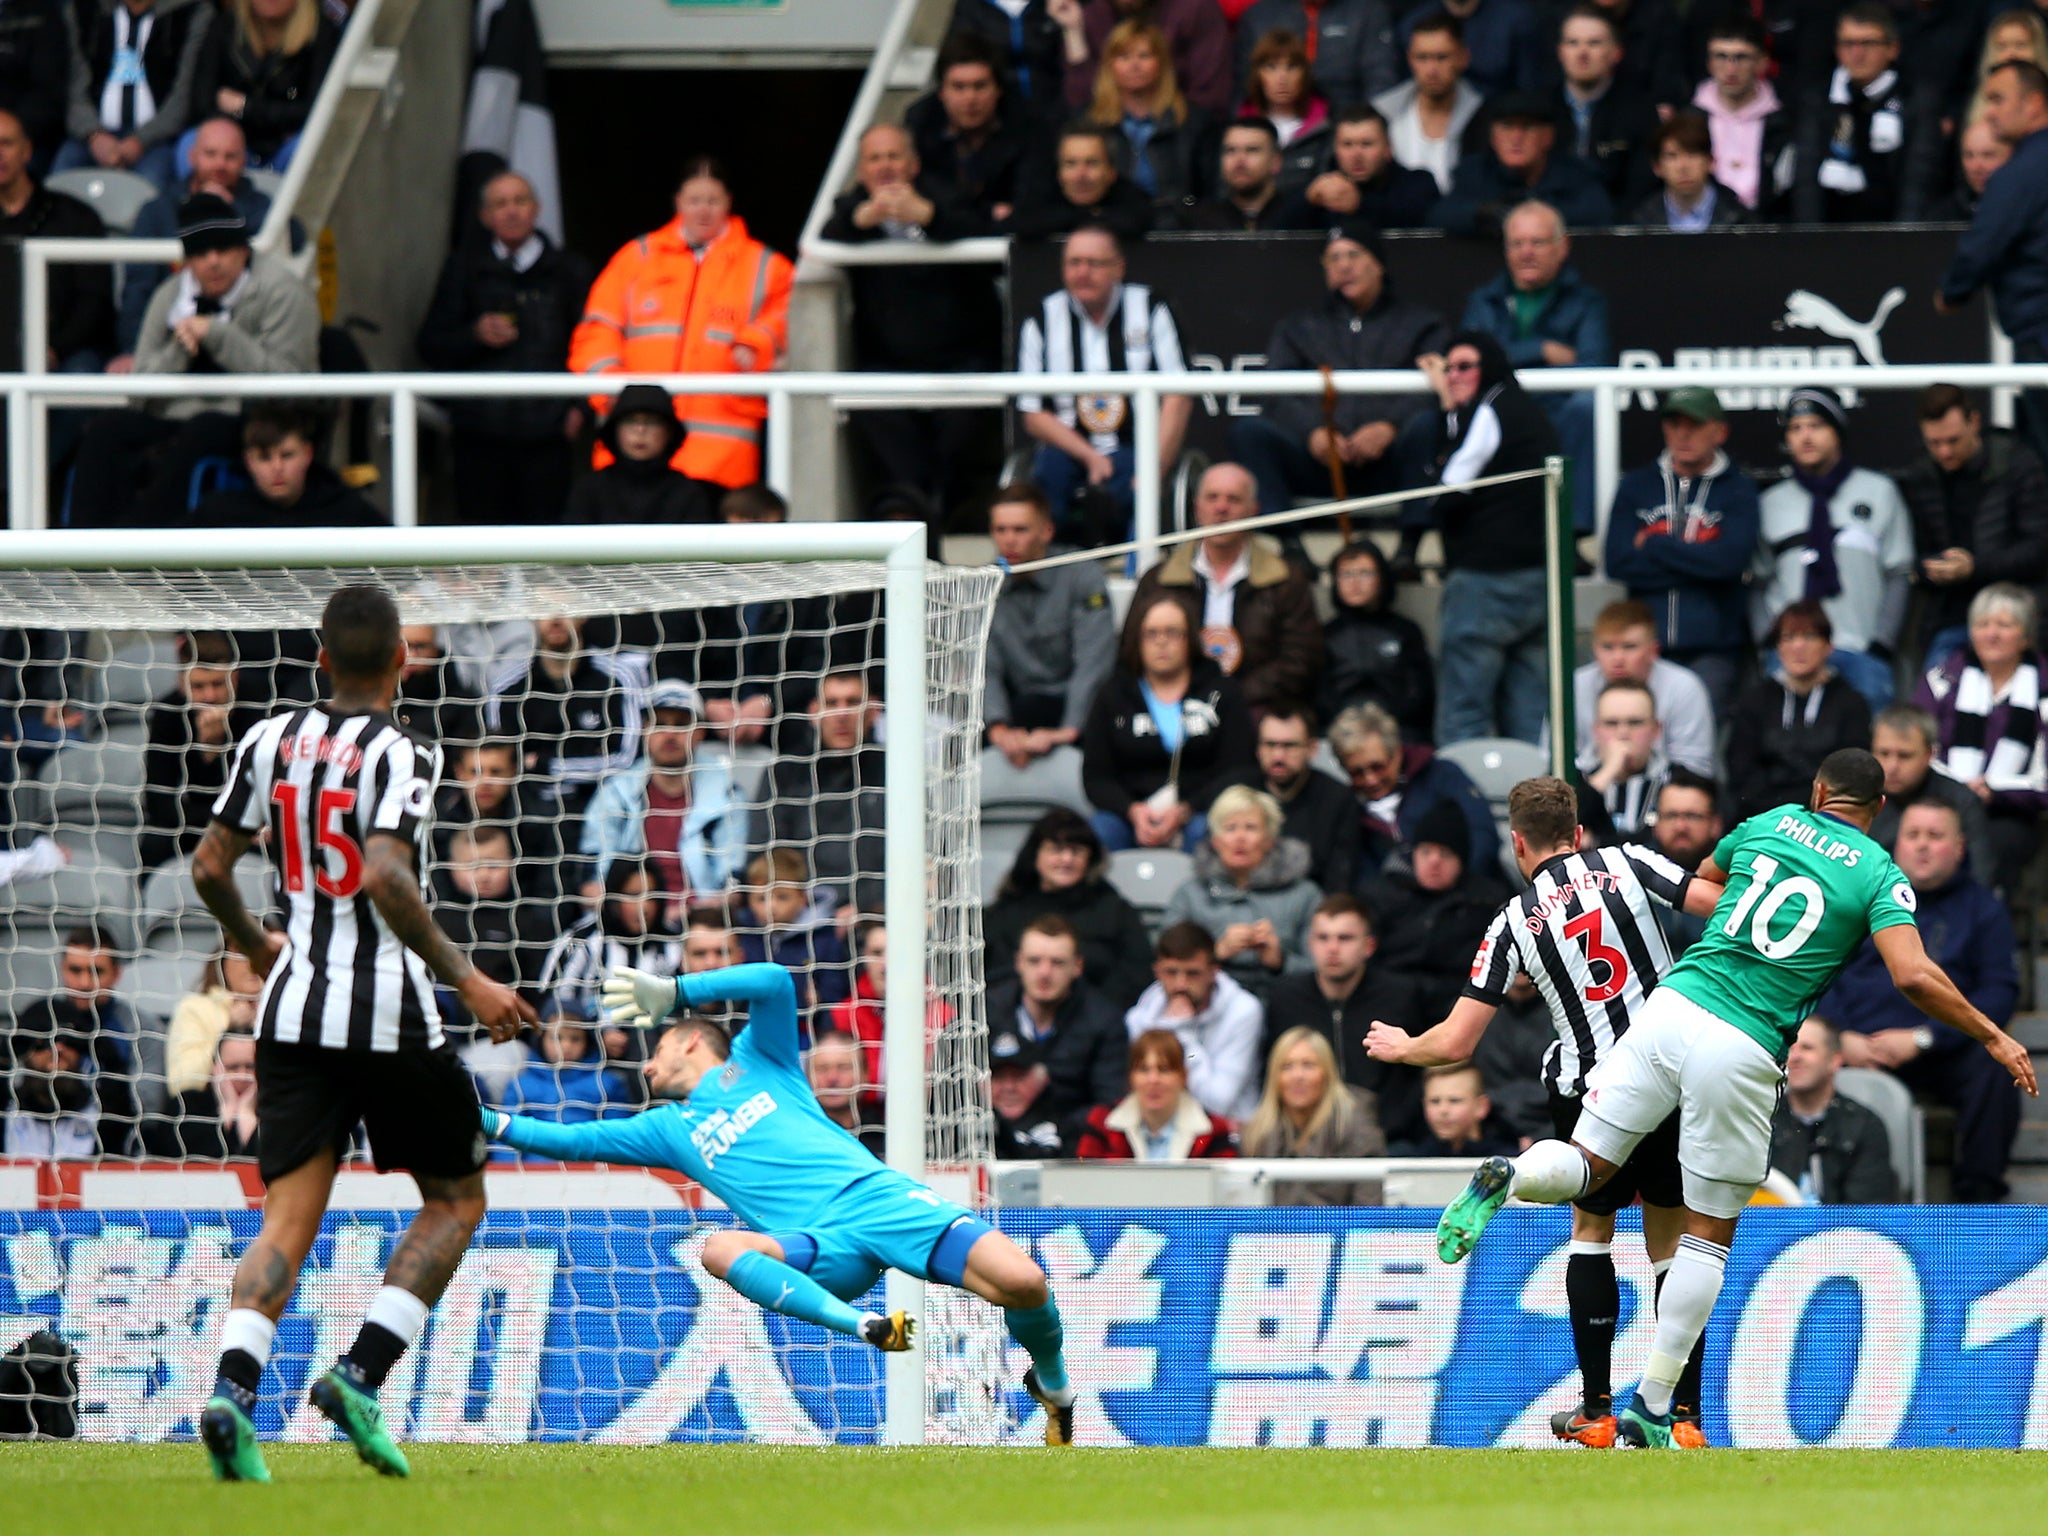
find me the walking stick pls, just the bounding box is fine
[1319,366,1352,545]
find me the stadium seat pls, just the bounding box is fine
[1438,738,1548,809]
[137,852,268,946]
[95,631,183,714]
[25,722,148,832]
[978,820,1032,905]
[978,744,1090,825]
[0,849,140,954]
[0,919,65,1025]
[1107,848,1194,926]
[1834,1067,1926,1204]
[43,168,160,234]
[244,166,285,199]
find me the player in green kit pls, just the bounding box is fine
[1431,750,2037,1446]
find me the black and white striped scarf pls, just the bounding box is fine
[1946,648,2044,786]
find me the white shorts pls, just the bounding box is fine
[1574,987,1785,1220]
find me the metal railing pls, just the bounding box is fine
[7,361,2045,549]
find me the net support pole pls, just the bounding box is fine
[1543,454,1575,780]
[1133,385,1162,572]
[390,388,418,528]
[6,386,30,531]
[881,525,929,1446]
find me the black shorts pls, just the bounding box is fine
[1549,1087,1683,1216]
[255,1037,487,1185]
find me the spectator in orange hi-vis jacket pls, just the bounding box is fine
[568,155,794,488]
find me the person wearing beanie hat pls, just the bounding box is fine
[1752,385,1915,710]
[1358,786,1507,1021]
[1228,215,1449,539]
[1429,92,1616,236]
[564,383,724,526]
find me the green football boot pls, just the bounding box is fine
[309,1363,410,1477]
[199,1387,271,1483]
[1435,1154,1514,1264]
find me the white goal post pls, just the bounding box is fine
[0,523,1002,1446]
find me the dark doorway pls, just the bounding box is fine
[548,67,861,263]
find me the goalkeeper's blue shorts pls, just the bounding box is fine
[771,1169,994,1300]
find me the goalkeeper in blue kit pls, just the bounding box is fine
[481,961,1079,1444]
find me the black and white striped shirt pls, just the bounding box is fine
[1463,845,1691,1097]
[212,707,446,1053]
[536,915,683,1027]
[1017,282,1185,452]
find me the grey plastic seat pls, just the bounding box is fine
[1106,848,1195,919]
[979,821,1032,905]
[0,850,138,954]
[44,168,160,234]
[1834,1066,1926,1203]
[1437,737,1548,808]
[38,722,148,831]
[138,851,269,944]
[979,744,1091,825]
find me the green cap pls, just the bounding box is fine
[1660,386,1725,424]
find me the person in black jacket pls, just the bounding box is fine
[1768,1017,1897,1203]
[191,401,381,529]
[1550,5,1660,210]
[983,809,1156,1007]
[1359,797,1509,1021]
[564,384,722,527]
[904,32,1042,221]
[416,170,594,525]
[1260,892,1431,1145]
[1725,600,1874,820]
[1892,383,2048,657]
[948,0,1069,121]
[985,914,1133,1117]
[434,739,573,911]
[0,111,112,371]
[1413,329,1562,744]
[1629,112,1755,228]
[187,0,338,168]
[1258,702,1366,896]
[1789,2,1944,224]
[1230,220,1450,525]
[1319,540,1435,744]
[0,0,72,170]
[1081,589,1259,851]
[821,123,1001,530]
[1178,115,1308,230]
[140,630,255,873]
[1299,104,1440,228]
[1005,122,1156,239]
[1428,92,1617,236]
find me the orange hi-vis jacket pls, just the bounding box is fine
[568,214,794,488]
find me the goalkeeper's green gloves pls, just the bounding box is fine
[602,965,680,1028]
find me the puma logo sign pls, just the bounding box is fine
[1778,287,1907,367]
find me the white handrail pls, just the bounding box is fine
[253,0,386,254]
[10,361,2046,541]
[795,0,926,263]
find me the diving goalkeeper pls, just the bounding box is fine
[481,961,1079,1445]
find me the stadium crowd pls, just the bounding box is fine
[2,0,2048,1208]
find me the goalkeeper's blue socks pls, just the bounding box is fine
[725,1249,866,1337]
[1006,1299,1070,1398]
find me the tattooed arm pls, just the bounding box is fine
[364,832,536,1041]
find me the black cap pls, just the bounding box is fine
[177,194,249,256]
[1488,91,1560,126]
[988,1031,1046,1072]
[1324,219,1387,264]
[1782,385,1849,440]
[1411,798,1471,861]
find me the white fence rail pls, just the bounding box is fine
[5,362,2044,550]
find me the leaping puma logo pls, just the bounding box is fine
[1778,287,1908,367]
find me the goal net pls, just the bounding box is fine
[0,527,1006,1446]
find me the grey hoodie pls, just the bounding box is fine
[1160,836,1321,990]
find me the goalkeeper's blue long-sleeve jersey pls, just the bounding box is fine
[490,964,891,1234]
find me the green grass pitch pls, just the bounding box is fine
[5,1445,2045,1536]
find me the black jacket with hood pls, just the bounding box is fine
[566,384,724,525]
[1421,330,1561,573]
[1318,540,1436,741]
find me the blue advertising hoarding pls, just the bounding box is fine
[3,1206,2045,1447]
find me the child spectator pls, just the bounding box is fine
[1390,1062,1518,1156]
[141,630,251,873]
[566,384,724,526]
[1318,541,1435,744]
[143,1026,257,1160]
[192,402,381,529]
[489,1019,636,1161]
[1631,112,1754,228]
[819,921,955,1101]
[1074,1027,1238,1159]
[732,848,853,1009]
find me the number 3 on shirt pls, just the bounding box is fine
[272,783,364,897]
[1564,907,1629,1002]
[1722,852,1827,958]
